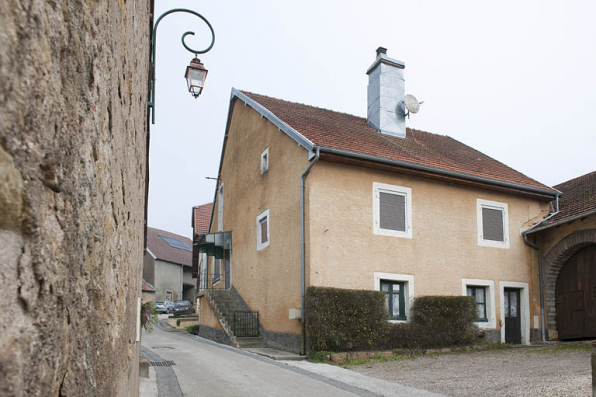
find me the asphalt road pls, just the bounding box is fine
[141,322,440,397]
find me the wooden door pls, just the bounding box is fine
[504,288,522,344]
[556,244,596,339]
[224,249,231,290]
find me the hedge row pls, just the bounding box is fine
[305,287,478,352]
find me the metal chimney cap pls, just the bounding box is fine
[376,47,387,56]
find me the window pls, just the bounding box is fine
[477,199,509,249]
[374,272,414,322]
[218,184,224,232]
[256,209,270,251]
[381,280,406,320]
[373,182,412,238]
[461,278,495,328]
[213,258,221,284]
[261,148,269,174]
[467,286,488,322]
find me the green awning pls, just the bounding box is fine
[197,231,232,260]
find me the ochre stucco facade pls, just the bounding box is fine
[199,99,553,350]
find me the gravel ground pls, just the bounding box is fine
[350,346,592,396]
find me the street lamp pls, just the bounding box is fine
[148,8,215,124]
[185,57,208,98]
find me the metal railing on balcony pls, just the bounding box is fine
[226,310,260,337]
[197,272,228,293]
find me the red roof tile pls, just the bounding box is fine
[541,171,596,226]
[142,279,155,292]
[193,202,213,235]
[242,91,553,193]
[146,227,192,267]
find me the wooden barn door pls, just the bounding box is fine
[556,244,596,339]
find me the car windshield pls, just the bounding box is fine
[156,302,164,305]
[175,301,189,306]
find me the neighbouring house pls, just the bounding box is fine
[192,202,214,294]
[142,279,156,303]
[195,47,559,354]
[144,227,195,302]
[522,170,596,341]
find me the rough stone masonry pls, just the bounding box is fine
[0,1,151,395]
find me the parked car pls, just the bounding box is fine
[155,300,174,314]
[173,300,194,315]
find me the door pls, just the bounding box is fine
[504,288,521,344]
[556,244,596,339]
[224,249,231,290]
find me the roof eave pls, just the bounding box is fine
[318,146,558,199]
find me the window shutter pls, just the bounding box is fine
[379,192,406,232]
[482,207,504,241]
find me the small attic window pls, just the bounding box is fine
[261,148,269,175]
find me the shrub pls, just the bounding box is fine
[186,325,200,335]
[305,287,388,352]
[410,296,478,348]
[141,301,159,333]
[176,319,181,327]
[306,287,479,352]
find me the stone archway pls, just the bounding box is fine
[543,229,596,338]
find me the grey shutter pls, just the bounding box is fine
[379,192,406,232]
[482,207,504,241]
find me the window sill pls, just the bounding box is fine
[387,319,408,324]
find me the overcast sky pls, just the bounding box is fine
[148,0,596,238]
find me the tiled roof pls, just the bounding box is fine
[241,91,553,193]
[146,227,192,267]
[192,202,213,235]
[142,279,155,292]
[540,171,596,227]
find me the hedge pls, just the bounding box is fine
[306,286,478,352]
[305,287,388,351]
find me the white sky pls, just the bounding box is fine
[149,0,596,238]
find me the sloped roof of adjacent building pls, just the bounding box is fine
[142,279,155,292]
[236,90,554,196]
[536,170,596,229]
[146,227,192,267]
[192,202,213,235]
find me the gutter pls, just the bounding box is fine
[300,147,320,355]
[523,208,596,235]
[317,146,558,198]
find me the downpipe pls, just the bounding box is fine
[522,193,560,343]
[300,147,320,355]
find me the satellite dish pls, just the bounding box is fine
[404,94,421,114]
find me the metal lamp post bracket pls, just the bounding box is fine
[149,8,215,124]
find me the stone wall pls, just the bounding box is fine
[0,1,151,396]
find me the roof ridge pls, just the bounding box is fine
[554,170,596,190]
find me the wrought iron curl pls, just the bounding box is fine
[149,8,215,123]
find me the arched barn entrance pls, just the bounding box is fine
[543,229,596,340]
[555,244,596,339]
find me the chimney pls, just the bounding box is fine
[366,47,406,138]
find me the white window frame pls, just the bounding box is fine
[477,198,509,249]
[372,182,412,239]
[374,272,414,323]
[261,148,269,175]
[461,278,496,329]
[499,281,530,345]
[256,209,270,251]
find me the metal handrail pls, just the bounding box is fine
[197,272,228,293]
[225,310,260,337]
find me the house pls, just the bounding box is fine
[195,48,558,354]
[141,279,156,303]
[191,202,214,293]
[144,227,195,302]
[522,170,596,341]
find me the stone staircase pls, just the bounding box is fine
[205,288,267,349]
